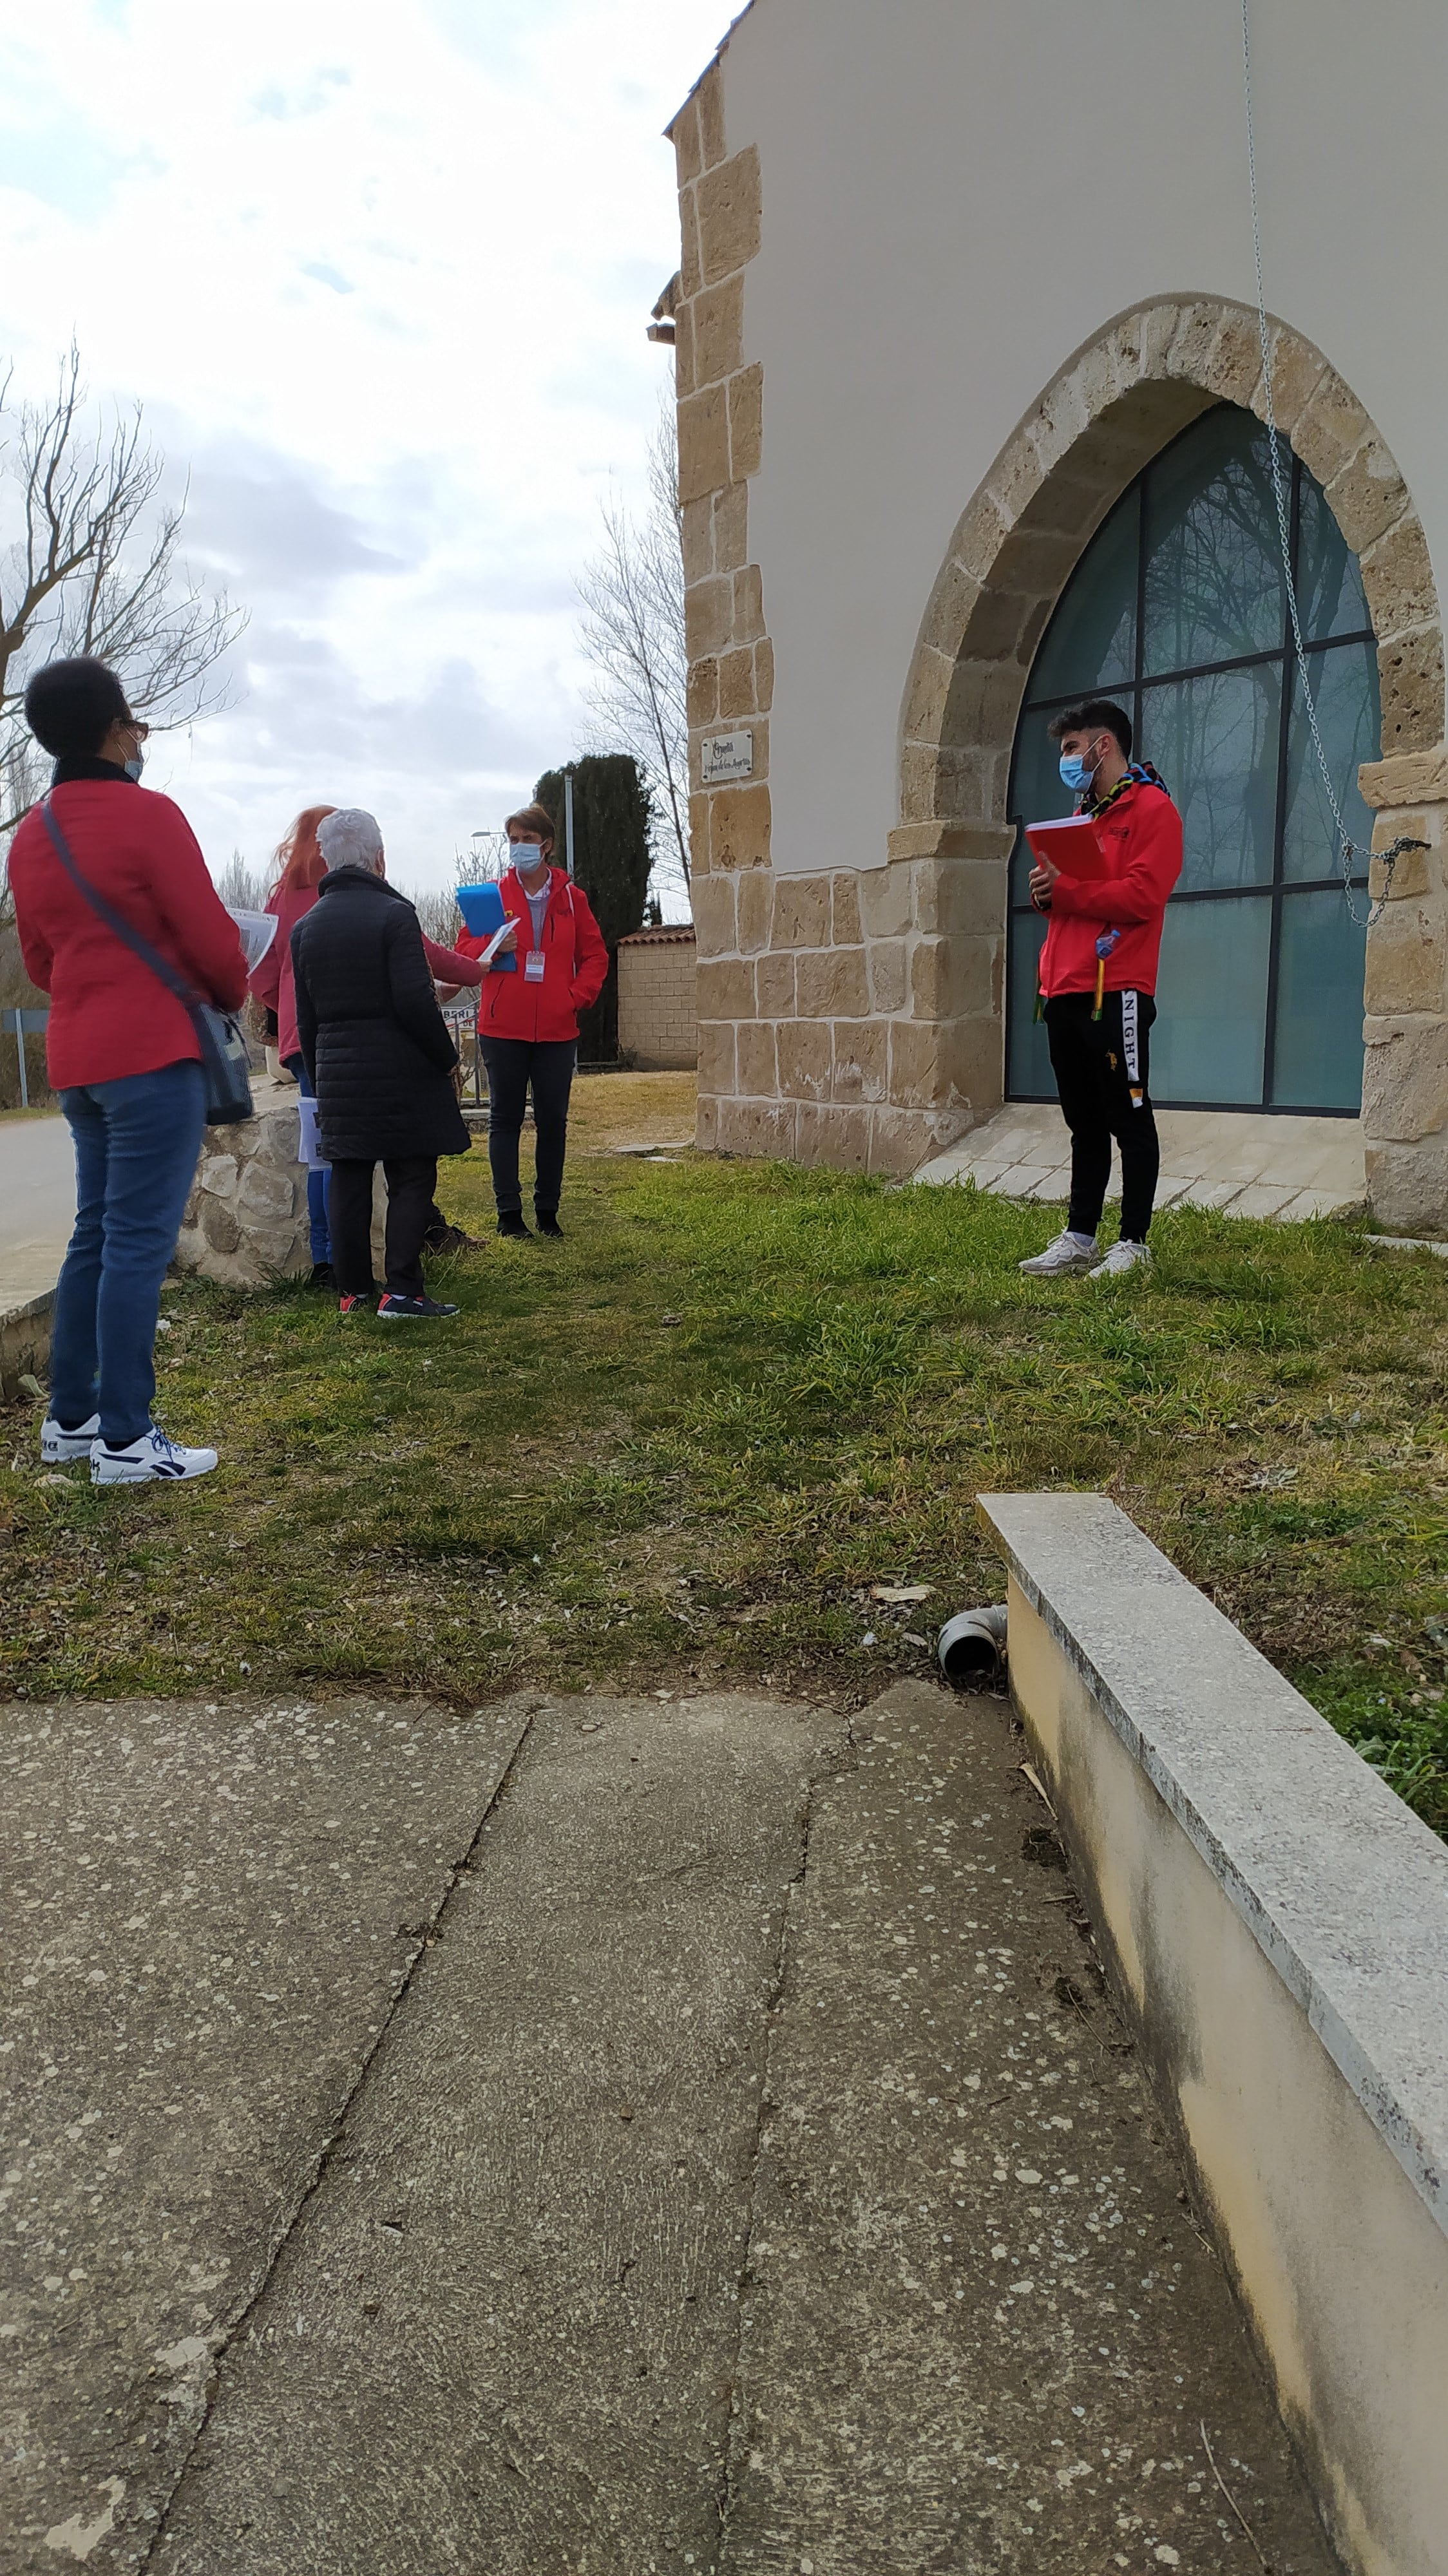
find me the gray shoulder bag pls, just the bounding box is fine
[41,795,253,1125]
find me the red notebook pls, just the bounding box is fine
[1024,815,1110,880]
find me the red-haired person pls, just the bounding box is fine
[457,803,607,1238]
[252,807,486,1282]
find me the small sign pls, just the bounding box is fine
[701,728,754,784]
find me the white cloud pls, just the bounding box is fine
[0,0,725,891]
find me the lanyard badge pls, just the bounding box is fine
[524,949,546,983]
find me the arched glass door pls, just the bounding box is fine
[1005,402,1380,1112]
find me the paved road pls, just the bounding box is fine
[1,1681,1335,2575]
[0,1113,73,1307]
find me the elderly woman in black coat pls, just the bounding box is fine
[291,808,470,1320]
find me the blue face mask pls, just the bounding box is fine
[1058,749,1094,795]
[123,752,144,782]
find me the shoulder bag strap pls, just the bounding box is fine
[39,793,206,1013]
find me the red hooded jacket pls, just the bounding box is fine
[1035,774,1183,999]
[252,877,483,1062]
[458,866,609,1044]
[10,776,249,1089]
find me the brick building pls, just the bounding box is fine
[660,0,1448,1226]
[617,924,698,1070]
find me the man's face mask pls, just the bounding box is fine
[1058,739,1103,795]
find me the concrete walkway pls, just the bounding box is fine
[915,1103,1366,1222]
[1,1683,1334,2574]
[0,1114,74,1311]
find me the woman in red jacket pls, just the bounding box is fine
[8,658,249,1484]
[457,802,608,1238]
[251,806,488,1281]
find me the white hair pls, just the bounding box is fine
[318,807,383,871]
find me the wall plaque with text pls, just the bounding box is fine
[700,728,754,784]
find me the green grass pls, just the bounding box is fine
[3,1146,1446,1839]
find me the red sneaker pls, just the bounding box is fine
[338,1293,374,1315]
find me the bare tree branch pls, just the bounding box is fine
[1,346,245,871]
[575,401,691,901]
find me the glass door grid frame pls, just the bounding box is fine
[1005,419,1375,1118]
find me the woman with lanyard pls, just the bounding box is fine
[458,802,608,1238]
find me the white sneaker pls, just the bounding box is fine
[91,1426,219,1486]
[41,1412,100,1463]
[1018,1231,1099,1277]
[1089,1239,1154,1280]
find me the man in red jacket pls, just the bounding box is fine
[457,801,608,1239]
[9,657,248,1481]
[1019,699,1183,1281]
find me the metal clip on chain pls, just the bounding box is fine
[1342,833,1429,931]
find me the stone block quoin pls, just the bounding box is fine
[669,44,785,1159]
[668,54,774,897]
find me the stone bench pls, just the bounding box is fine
[978,1490,1448,2576]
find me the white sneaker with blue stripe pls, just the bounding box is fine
[90,1426,219,1486]
[41,1412,100,1462]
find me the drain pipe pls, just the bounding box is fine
[937,1603,1008,1687]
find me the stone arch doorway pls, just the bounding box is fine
[1006,402,1380,1117]
[895,298,1444,1189]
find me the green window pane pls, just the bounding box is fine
[1143,667,1281,890]
[1025,489,1138,703]
[1007,918,1055,1098]
[1281,639,1380,880]
[1142,409,1286,674]
[1270,889,1366,1111]
[1296,475,1374,641]
[1151,897,1272,1104]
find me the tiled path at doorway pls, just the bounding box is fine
[3,1681,1337,2573]
[915,1103,1365,1222]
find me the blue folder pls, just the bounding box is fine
[455,880,517,968]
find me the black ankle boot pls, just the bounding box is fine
[535,1210,563,1239]
[497,1211,531,1239]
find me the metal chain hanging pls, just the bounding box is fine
[1241,0,1424,926]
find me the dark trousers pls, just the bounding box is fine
[1044,989,1160,1242]
[481,1038,576,1217]
[329,1155,438,1298]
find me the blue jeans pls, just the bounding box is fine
[283,1054,331,1264]
[51,1061,207,1448]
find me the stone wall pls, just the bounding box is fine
[1360,748,1448,1228]
[173,1082,311,1288]
[693,851,1004,1170]
[618,926,698,1071]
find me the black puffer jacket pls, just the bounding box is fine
[292,867,470,1162]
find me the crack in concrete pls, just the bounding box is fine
[135,1692,546,2571]
[710,1727,854,2575]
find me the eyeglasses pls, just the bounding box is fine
[123,717,151,741]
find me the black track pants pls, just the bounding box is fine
[481,1038,577,1218]
[329,1154,438,1298]
[1043,989,1160,1243]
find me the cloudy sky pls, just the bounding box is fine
[0,0,728,898]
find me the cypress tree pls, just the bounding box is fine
[534,754,653,1062]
